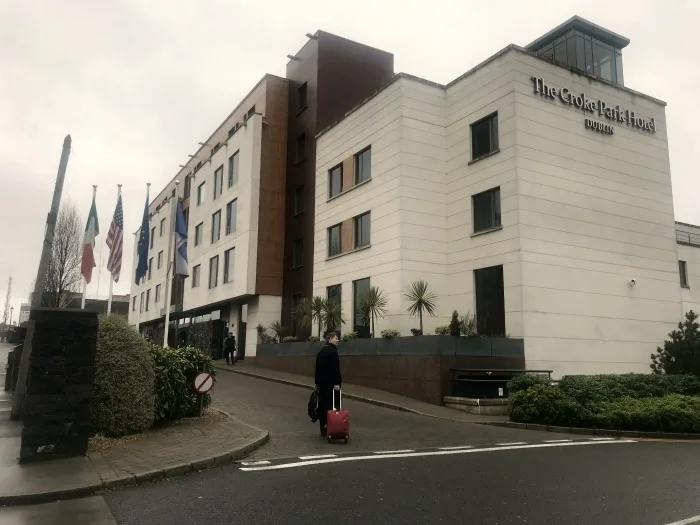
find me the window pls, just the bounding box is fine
[192,264,201,287]
[355,147,371,184]
[150,227,155,249]
[472,187,502,233]
[211,210,221,243]
[182,208,189,230]
[294,185,304,215]
[245,105,256,120]
[194,222,203,246]
[132,296,137,312]
[184,175,192,199]
[157,250,163,269]
[295,134,306,163]
[291,293,303,336]
[214,165,224,199]
[197,182,206,205]
[354,212,371,248]
[352,278,371,338]
[328,164,343,198]
[148,258,153,280]
[209,255,219,289]
[145,289,151,311]
[326,284,342,334]
[680,260,689,287]
[160,218,166,236]
[228,151,239,187]
[292,239,304,268]
[140,292,144,313]
[226,199,237,235]
[328,224,342,257]
[155,284,161,302]
[474,265,506,336]
[224,248,235,283]
[471,113,499,160]
[297,82,308,112]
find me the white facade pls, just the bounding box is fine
[314,45,698,377]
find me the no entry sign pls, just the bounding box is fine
[194,372,215,393]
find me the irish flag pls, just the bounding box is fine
[81,193,100,284]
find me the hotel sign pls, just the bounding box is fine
[531,76,657,136]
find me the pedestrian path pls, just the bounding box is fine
[217,361,508,424]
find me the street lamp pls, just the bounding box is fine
[9,306,13,326]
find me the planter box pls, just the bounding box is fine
[443,396,509,416]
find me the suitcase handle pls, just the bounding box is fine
[332,388,342,411]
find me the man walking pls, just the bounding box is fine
[224,332,237,365]
[314,331,341,437]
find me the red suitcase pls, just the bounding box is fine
[326,389,349,443]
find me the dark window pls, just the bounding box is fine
[228,151,239,187]
[592,39,616,83]
[150,227,155,249]
[297,82,308,112]
[140,292,144,313]
[148,258,153,280]
[471,113,499,160]
[145,289,151,311]
[209,255,219,289]
[355,147,371,184]
[211,210,221,243]
[327,284,341,304]
[132,296,137,311]
[160,218,166,236]
[157,250,163,269]
[474,265,506,336]
[214,165,224,199]
[472,187,501,233]
[354,212,371,248]
[680,260,689,287]
[328,164,343,198]
[292,239,304,268]
[194,222,203,246]
[245,105,256,120]
[295,134,306,163]
[294,185,304,215]
[553,35,567,66]
[184,175,192,199]
[182,208,189,230]
[352,277,371,338]
[197,182,206,205]
[224,248,235,283]
[226,199,237,235]
[192,264,201,287]
[155,284,161,303]
[328,224,342,257]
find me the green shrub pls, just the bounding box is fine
[149,344,216,423]
[592,395,700,433]
[380,329,400,338]
[651,310,700,375]
[558,374,700,408]
[341,331,357,341]
[282,336,298,343]
[449,311,461,336]
[90,315,155,436]
[509,384,591,427]
[508,374,551,395]
[308,335,320,343]
[434,325,450,335]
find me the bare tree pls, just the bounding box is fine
[42,201,83,308]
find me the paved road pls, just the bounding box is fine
[210,370,570,460]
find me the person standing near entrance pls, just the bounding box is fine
[224,332,237,365]
[314,331,342,437]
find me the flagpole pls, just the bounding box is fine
[82,184,97,309]
[107,184,121,315]
[163,180,179,348]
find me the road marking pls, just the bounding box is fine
[239,439,635,472]
[588,437,615,441]
[240,460,271,466]
[544,439,573,443]
[496,442,527,446]
[372,449,415,455]
[298,454,337,460]
[438,445,474,450]
[663,515,700,525]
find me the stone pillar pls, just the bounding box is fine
[20,308,98,463]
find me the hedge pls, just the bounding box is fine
[90,315,155,436]
[507,374,552,395]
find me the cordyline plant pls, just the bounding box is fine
[359,286,388,337]
[404,280,438,336]
[292,296,346,339]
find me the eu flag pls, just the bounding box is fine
[135,193,150,285]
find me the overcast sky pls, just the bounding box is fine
[1,0,698,318]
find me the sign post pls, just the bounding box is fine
[193,372,215,416]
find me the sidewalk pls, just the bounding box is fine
[217,361,508,425]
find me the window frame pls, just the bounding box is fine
[148,258,153,280]
[155,284,161,303]
[353,211,371,249]
[292,238,304,268]
[228,151,239,187]
[150,227,155,249]
[470,112,499,161]
[297,82,308,113]
[211,210,221,243]
[294,185,304,215]
[327,223,342,257]
[226,199,237,235]
[223,248,235,283]
[295,134,306,163]
[145,289,151,311]
[213,165,224,199]
[197,181,206,205]
[157,250,163,269]
[194,222,204,246]
[680,260,690,288]
[352,277,371,338]
[328,164,343,198]
[160,218,166,236]
[208,255,219,289]
[354,146,372,184]
[192,264,201,288]
[472,187,502,234]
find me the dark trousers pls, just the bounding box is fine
[318,388,340,433]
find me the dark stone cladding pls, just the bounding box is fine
[19,308,98,464]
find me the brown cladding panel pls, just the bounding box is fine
[340,218,353,254]
[342,156,353,191]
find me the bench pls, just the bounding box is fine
[449,368,553,399]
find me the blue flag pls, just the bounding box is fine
[135,193,150,285]
[174,199,188,277]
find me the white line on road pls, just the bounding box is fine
[240,460,271,466]
[544,439,574,443]
[663,515,700,525]
[372,450,415,455]
[588,437,615,441]
[438,445,475,450]
[496,442,528,446]
[239,440,635,472]
[298,454,337,460]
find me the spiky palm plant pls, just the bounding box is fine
[359,286,388,337]
[404,280,438,335]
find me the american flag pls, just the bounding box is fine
[106,193,124,283]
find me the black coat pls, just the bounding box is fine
[314,343,341,390]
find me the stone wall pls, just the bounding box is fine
[20,308,98,463]
[254,336,525,404]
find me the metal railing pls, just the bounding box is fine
[676,230,700,248]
